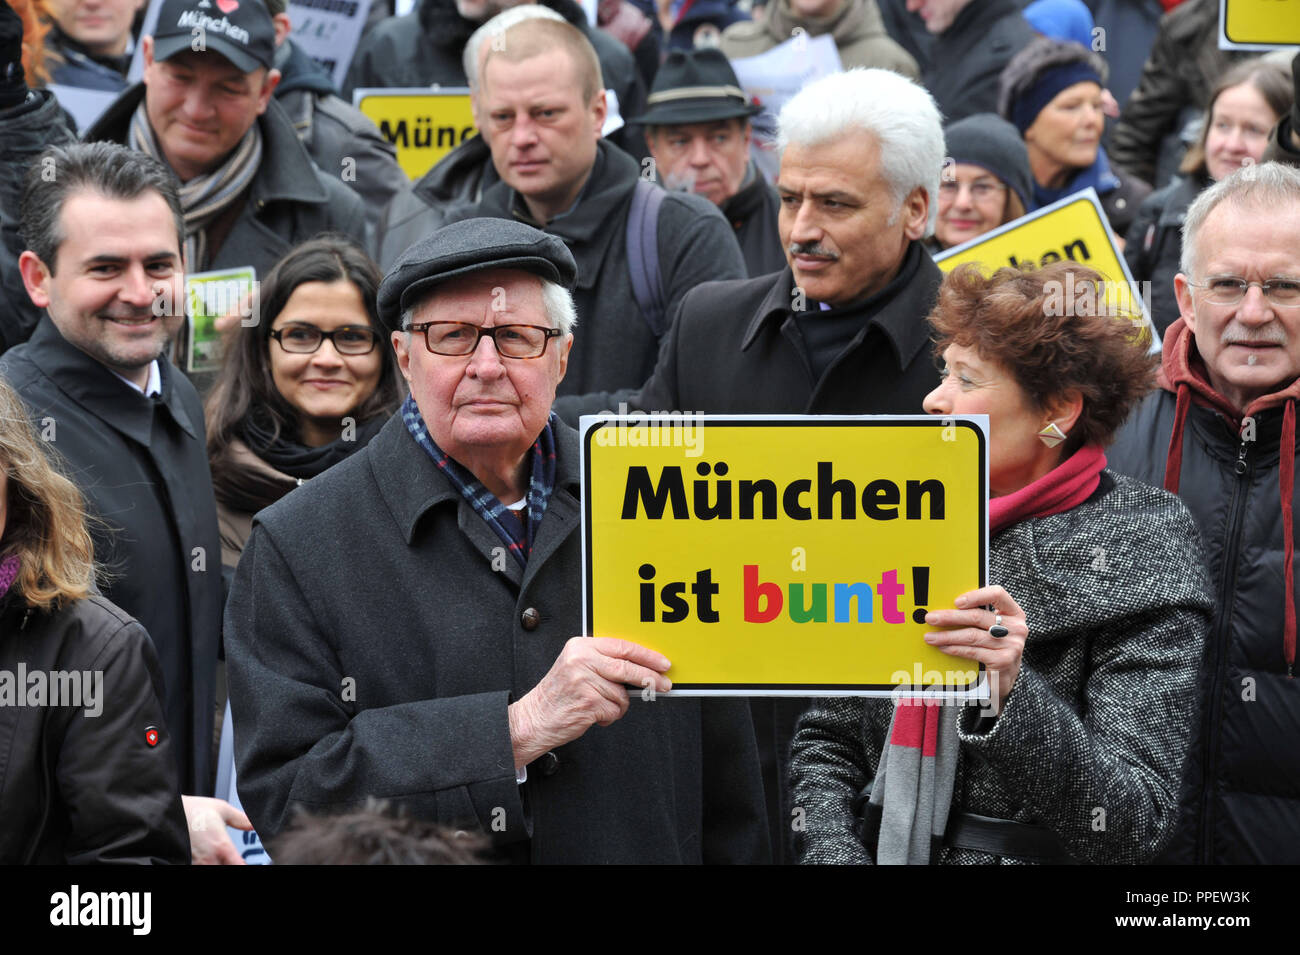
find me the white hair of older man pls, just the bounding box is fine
[1180,161,1300,278]
[776,68,945,236]
[462,5,567,90]
[400,278,578,339]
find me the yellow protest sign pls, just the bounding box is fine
[581,416,988,696]
[353,88,478,180]
[934,188,1156,342]
[1219,0,1300,49]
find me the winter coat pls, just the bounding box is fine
[342,0,648,160]
[272,39,405,238]
[720,0,918,79]
[0,90,76,355]
[374,133,496,271]
[922,0,1036,124]
[791,470,1214,864]
[0,318,224,796]
[1123,173,1205,339]
[447,140,748,397]
[224,415,772,863]
[720,163,787,279]
[0,591,190,864]
[1110,0,1251,188]
[553,241,945,863]
[84,85,367,279]
[1107,318,1300,863]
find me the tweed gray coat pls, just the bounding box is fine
[791,471,1214,864]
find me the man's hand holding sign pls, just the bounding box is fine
[508,638,672,768]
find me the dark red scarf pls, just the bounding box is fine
[989,444,1108,536]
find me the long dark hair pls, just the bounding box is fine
[205,235,405,471]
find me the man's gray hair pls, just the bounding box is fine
[1181,162,1300,276]
[776,68,945,235]
[399,277,578,337]
[463,5,566,90]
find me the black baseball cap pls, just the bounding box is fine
[150,0,276,73]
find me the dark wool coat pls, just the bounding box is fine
[791,472,1214,864]
[448,140,748,398]
[0,318,224,796]
[1109,389,1300,863]
[0,593,190,864]
[84,85,367,279]
[921,0,1036,125]
[225,416,771,863]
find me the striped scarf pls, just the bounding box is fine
[401,394,557,569]
[129,101,262,271]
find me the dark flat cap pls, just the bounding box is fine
[377,218,577,332]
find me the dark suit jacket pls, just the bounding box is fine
[225,414,771,863]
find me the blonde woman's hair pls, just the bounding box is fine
[0,378,96,611]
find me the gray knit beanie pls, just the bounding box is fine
[943,113,1034,211]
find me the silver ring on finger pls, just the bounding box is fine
[989,612,1009,639]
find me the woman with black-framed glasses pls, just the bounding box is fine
[204,235,406,571]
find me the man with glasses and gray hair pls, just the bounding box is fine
[225,217,769,863]
[1108,161,1300,864]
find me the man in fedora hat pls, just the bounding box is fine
[637,48,785,278]
[225,216,770,863]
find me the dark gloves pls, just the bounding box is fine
[0,0,29,110]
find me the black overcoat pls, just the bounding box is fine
[0,317,224,795]
[225,416,771,863]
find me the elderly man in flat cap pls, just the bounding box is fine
[225,218,769,864]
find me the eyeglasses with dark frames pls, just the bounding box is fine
[407,321,563,359]
[269,322,381,355]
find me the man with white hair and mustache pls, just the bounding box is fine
[556,67,948,862]
[1108,161,1300,864]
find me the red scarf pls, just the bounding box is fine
[989,444,1108,536]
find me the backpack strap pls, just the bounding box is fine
[626,178,668,337]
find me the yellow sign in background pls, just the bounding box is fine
[1221,0,1300,47]
[353,88,478,180]
[582,417,987,695]
[935,188,1156,342]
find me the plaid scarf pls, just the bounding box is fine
[129,100,262,271]
[401,394,556,569]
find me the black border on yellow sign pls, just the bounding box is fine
[581,416,988,693]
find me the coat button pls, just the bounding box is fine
[520,607,541,631]
[539,751,560,776]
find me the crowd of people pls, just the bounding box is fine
[0,0,1299,866]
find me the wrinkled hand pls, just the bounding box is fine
[182,794,254,865]
[508,637,671,768]
[924,585,1027,705]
